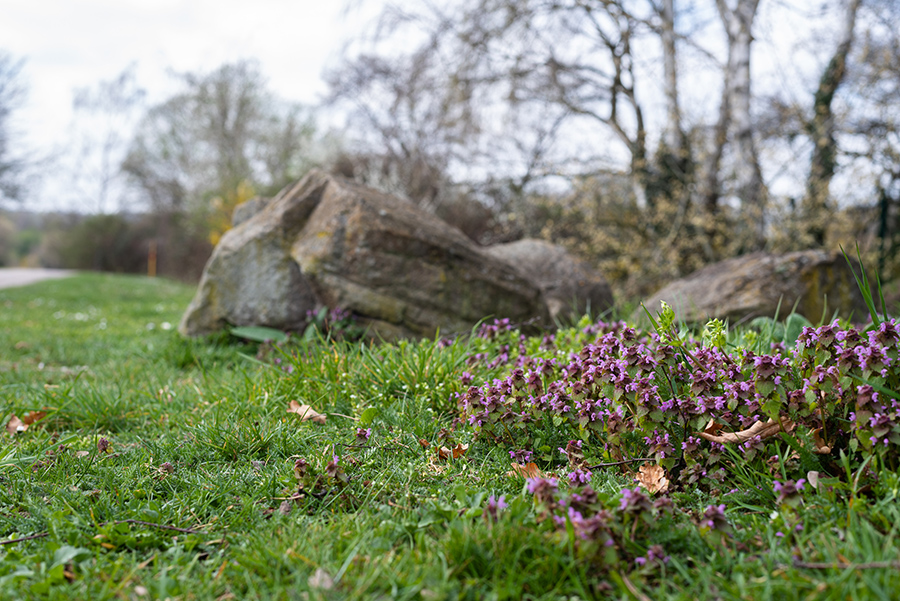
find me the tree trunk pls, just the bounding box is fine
[802,0,863,247]
[717,0,765,250]
[661,0,685,157]
[698,69,730,214]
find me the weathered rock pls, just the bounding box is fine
[637,250,870,325]
[484,239,614,322]
[291,177,549,339]
[231,196,271,227]
[181,170,551,338]
[178,173,329,336]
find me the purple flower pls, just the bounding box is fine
[527,477,559,505]
[293,457,308,478]
[568,468,593,486]
[356,428,372,442]
[699,504,730,534]
[773,479,805,505]
[619,487,652,516]
[484,494,508,524]
[644,431,674,459]
[510,449,533,463]
[681,436,702,453]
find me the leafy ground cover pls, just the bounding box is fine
[1,272,899,600]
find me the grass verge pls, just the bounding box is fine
[1,273,899,600]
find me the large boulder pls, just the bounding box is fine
[290,177,549,339]
[179,173,328,336]
[181,170,550,338]
[484,239,614,322]
[231,196,271,227]
[637,250,870,325]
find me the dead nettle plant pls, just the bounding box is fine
[455,259,899,567]
[458,309,899,483]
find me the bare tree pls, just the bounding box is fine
[332,1,670,208]
[714,0,766,249]
[67,65,146,213]
[0,51,26,204]
[800,0,864,246]
[123,60,316,215]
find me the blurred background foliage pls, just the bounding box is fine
[0,1,897,298]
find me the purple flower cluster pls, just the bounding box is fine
[525,478,673,569]
[458,317,900,489]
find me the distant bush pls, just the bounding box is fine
[54,212,212,281]
[0,215,13,266]
[59,214,148,273]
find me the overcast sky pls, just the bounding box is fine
[2,0,378,207]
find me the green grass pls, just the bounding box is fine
[1,273,899,600]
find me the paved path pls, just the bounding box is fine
[0,268,75,290]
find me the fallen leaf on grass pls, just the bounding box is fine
[287,401,327,424]
[437,443,468,461]
[702,419,724,437]
[5,416,24,435]
[5,411,47,435]
[506,462,543,479]
[807,471,820,490]
[698,418,795,445]
[426,458,449,474]
[635,464,670,494]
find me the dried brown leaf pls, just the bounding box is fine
[635,464,670,494]
[6,411,47,435]
[506,462,543,479]
[426,456,449,474]
[5,415,24,435]
[811,428,832,454]
[436,443,469,461]
[703,419,724,436]
[21,411,46,426]
[287,400,327,424]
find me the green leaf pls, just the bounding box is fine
[230,326,288,343]
[756,380,776,398]
[52,545,92,567]
[784,313,811,347]
[761,397,781,420]
[841,244,881,327]
[359,407,378,425]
